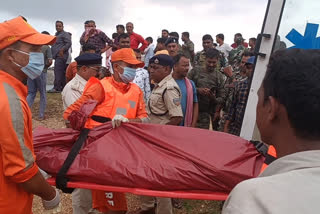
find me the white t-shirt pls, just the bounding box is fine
[216,43,232,58]
[61,74,87,110]
[222,150,320,214]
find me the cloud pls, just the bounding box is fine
[0,0,124,26]
[122,0,267,51]
[1,0,126,62]
[145,0,267,17]
[1,0,268,61]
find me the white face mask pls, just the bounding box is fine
[12,49,44,80]
[117,65,137,83]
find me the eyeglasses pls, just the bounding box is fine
[88,66,101,72]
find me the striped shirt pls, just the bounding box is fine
[226,78,250,136]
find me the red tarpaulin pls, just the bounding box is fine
[34,123,264,198]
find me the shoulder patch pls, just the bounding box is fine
[173,98,181,106]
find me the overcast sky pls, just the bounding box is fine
[1,0,269,61]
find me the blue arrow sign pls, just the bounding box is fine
[286,23,320,49]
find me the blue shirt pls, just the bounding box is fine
[175,78,198,126]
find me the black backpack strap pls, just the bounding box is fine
[264,152,277,165]
[56,128,90,193]
[250,140,268,156]
[250,140,277,165]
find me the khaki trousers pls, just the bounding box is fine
[72,188,99,214]
[140,196,173,214]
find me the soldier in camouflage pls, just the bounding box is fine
[228,36,247,68]
[194,34,227,71]
[181,32,195,64]
[219,51,254,131]
[194,34,214,68]
[188,48,226,130]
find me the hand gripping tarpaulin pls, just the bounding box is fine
[34,123,265,199]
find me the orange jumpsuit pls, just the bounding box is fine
[0,71,39,214]
[65,76,148,212]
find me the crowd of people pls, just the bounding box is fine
[21,18,271,214]
[33,19,259,137]
[1,16,320,214]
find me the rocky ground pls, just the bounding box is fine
[31,93,222,214]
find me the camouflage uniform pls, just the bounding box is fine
[188,66,226,129]
[178,44,184,55]
[182,40,195,62]
[194,50,206,68]
[222,44,247,116]
[194,49,227,69]
[218,66,247,131]
[228,45,247,67]
[218,76,237,131]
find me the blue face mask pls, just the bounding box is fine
[118,66,137,84]
[12,49,44,80]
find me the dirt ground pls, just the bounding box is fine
[31,93,222,214]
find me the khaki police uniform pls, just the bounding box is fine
[148,74,183,124]
[143,74,182,214]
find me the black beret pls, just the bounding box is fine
[75,53,102,66]
[149,54,174,68]
[165,37,179,46]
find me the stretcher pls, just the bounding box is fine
[35,122,274,202]
[46,177,229,201]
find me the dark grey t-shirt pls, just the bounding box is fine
[41,45,52,73]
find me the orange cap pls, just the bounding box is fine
[0,17,56,50]
[111,48,145,68]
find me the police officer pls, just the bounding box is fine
[148,54,183,125]
[137,54,183,214]
[61,53,103,214]
[62,53,102,110]
[165,37,181,58]
[188,48,226,130]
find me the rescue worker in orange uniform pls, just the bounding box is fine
[0,17,61,213]
[64,48,149,214]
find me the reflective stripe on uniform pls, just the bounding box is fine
[3,82,34,168]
